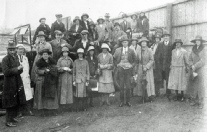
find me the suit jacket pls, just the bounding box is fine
[68,24,83,46]
[137,18,149,36]
[51,21,66,39]
[86,55,98,77]
[88,29,99,42]
[111,30,126,45]
[33,24,51,43]
[120,21,131,32]
[80,20,90,30]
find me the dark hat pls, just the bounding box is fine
[130,37,138,42]
[39,49,52,55]
[191,35,207,43]
[114,22,120,27]
[89,21,96,26]
[81,13,89,19]
[105,13,110,17]
[81,30,89,35]
[54,30,63,35]
[122,13,128,18]
[138,37,149,45]
[155,34,162,39]
[162,30,171,37]
[39,18,46,23]
[7,39,16,49]
[97,16,105,23]
[37,31,46,37]
[119,35,129,42]
[55,14,62,18]
[73,16,81,23]
[131,14,138,19]
[173,39,183,46]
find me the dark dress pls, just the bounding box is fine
[33,24,51,43]
[68,24,83,46]
[51,21,66,39]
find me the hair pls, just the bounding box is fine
[61,51,70,56]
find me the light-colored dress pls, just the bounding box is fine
[168,48,188,91]
[18,55,33,101]
[98,52,115,93]
[57,56,73,104]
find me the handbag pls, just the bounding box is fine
[87,77,98,93]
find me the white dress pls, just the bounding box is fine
[18,55,33,101]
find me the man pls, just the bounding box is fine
[120,13,131,39]
[151,34,163,96]
[2,40,26,127]
[51,14,66,39]
[160,31,173,101]
[104,13,114,41]
[113,35,136,107]
[137,12,149,37]
[80,13,90,31]
[50,30,72,62]
[111,22,126,54]
[33,18,51,43]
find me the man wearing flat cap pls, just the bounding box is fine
[33,17,51,44]
[51,14,66,40]
[80,13,90,31]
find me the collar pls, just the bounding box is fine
[57,21,61,24]
[82,39,88,43]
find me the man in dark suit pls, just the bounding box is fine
[80,13,90,31]
[51,14,66,40]
[33,18,51,43]
[120,13,131,39]
[160,31,173,101]
[113,35,136,107]
[137,12,149,37]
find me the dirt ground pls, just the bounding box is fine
[0,95,207,132]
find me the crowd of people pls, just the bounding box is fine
[1,12,206,127]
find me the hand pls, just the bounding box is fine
[86,81,89,86]
[192,65,195,72]
[73,81,76,86]
[73,33,77,36]
[49,35,51,38]
[44,69,50,74]
[18,65,23,70]
[90,42,94,45]
[143,67,147,71]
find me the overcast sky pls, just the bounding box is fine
[0,0,175,30]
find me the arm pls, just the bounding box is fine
[73,61,76,82]
[86,61,90,81]
[2,57,21,77]
[57,59,64,73]
[193,48,206,70]
[107,55,114,69]
[145,49,154,69]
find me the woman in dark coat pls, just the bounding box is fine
[33,49,59,116]
[80,13,90,30]
[2,40,26,127]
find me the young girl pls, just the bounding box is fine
[57,46,73,111]
[73,48,90,111]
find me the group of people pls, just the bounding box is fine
[1,12,206,127]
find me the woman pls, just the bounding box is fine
[73,48,90,111]
[98,43,114,106]
[130,14,138,33]
[96,17,109,43]
[88,21,99,43]
[168,39,188,102]
[86,46,98,107]
[31,31,53,83]
[187,35,207,109]
[129,37,141,57]
[33,49,58,116]
[135,37,155,102]
[57,46,73,109]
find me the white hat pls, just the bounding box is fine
[16,44,25,49]
[101,43,110,51]
[77,48,84,53]
[87,46,95,52]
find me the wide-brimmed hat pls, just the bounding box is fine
[122,13,128,18]
[39,49,52,55]
[89,21,96,26]
[97,17,105,23]
[138,37,149,45]
[54,30,63,35]
[191,35,207,43]
[37,31,46,37]
[77,48,84,53]
[39,18,46,23]
[131,14,138,19]
[87,46,95,52]
[73,16,81,23]
[16,44,25,49]
[105,13,110,17]
[130,37,138,42]
[155,34,162,39]
[55,14,62,18]
[7,39,16,49]
[114,22,120,27]
[119,35,129,42]
[81,13,89,19]
[62,46,69,52]
[173,39,183,46]
[101,43,110,51]
[162,30,171,37]
[81,30,89,35]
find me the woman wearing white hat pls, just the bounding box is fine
[96,17,109,43]
[73,48,90,111]
[98,43,114,106]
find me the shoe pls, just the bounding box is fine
[28,111,35,116]
[12,117,20,123]
[17,113,24,118]
[126,102,132,107]
[6,122,17,127]
[180,97,185,102]
[119,102,124,107]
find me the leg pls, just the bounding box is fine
[180,91,185,102]
[118,67,125,106]
[173,90,178,101]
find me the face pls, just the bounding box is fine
[83,16,88,21]
[155,38,160,43]
[56,17,62,22]
[7,48,16,56]
[81,34,88,40]
[176,42,182,48]
[141,41,147,47]
[163,35,170,41]
[140,13,145,17]
[132,15,136,19]
[63,51,68,57]
[105,16,110,20]
[132,40,137,46]
[98,19,104,24]
[195,40,201,46]
[114,25,120,31]
[78,53,83,58]
[55,34,62,39]
[17,47,24,55]
[123,17,127,21]
[122,41,129,48]
[40,19,46,25]
[90,25,95,30]
[32,44,36,51]
[42,52,49,60]
[75,20,79,25]
[89,50,94,56]
[39,36,45,42]
[102,48,108,53]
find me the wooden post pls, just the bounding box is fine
[166,4,173,41]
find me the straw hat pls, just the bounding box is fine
[16,44,25,49]
[87,46,95,52]
[101,43,110,51]
[77,48,84,53]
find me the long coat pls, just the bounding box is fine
[57,56,73,104]
[51,21,66,39]
[168,48,188,91]
[104,20,114,40]
[186,45,207,99]
[96,24,109,42]
[50,39,72,63]
[80,20,90,30]
[33,24,51,43]
[88,29,99,42]
[17,55,33,101]
[33,57,59,109]
[2,54,26,108]
[68,24,83,46]
[86,55,98,77]
[137,17,149,36]
[120,21,131,33]
[134,47,155,97]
